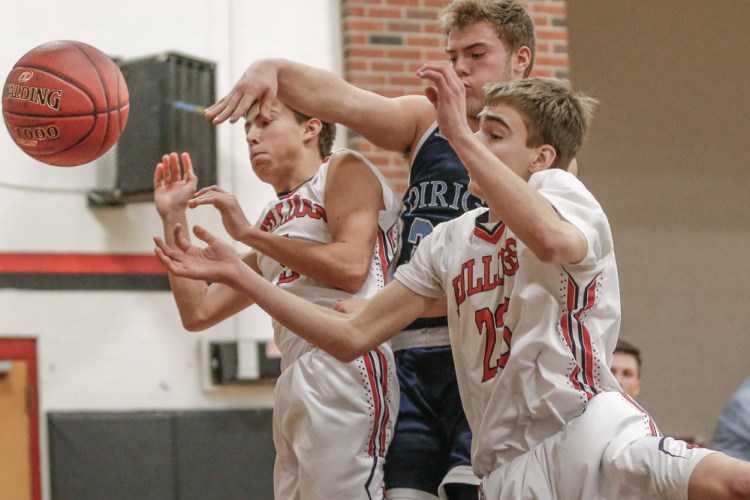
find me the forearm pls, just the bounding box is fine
[241,227,370,293]
[225,259,368,360]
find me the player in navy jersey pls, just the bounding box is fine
[205,2,535,498]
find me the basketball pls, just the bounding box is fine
[2,40,129,167]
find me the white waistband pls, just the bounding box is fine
[390,326,451,351]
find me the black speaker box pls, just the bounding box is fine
[88,52,217,206]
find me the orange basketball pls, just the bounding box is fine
[2,40,129,167]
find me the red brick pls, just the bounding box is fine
[347,47,386,58]
[346,19,386,31]
[535,28,568,41]
[534,55,568,67]
[387,22,424,33]
[530,3,566,16]
[367,7,403,17]
[405,35,442,47]
[389,75,422,86]
[385,48,422,59]
[372,61,407,72]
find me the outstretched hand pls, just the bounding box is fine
[416,62,472,141]
[153,152,199,217]
[154,224,242,285]
[189,186,253,242]
[204,60,279,125]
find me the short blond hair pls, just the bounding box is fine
[438,0,536,77]
[484,78,597,169]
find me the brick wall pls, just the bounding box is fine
[341,0,569,193]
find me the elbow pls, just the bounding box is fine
[180,312,214,332]
[182,318,208,332]
[529,230,567,264]
[326,328,370,363]
[336,263,370,294]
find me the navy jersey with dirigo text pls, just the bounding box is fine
[398,122,485,329]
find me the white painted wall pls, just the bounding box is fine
[0,1,341,497]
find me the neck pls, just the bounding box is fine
[272,148,322,194]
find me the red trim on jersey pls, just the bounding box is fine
[621,392,659,436]
[560,272,601,400]
[376,228,388,281]
[473,222,506,244]
[363,352,384,457]
[375,348,391,455]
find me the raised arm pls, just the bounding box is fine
[154,225,435,361]
[205,58,435,154]
[417,63,587,264]
[189,150,386,293]
[154,152,255,331]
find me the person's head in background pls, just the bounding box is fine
[612,339,641,397]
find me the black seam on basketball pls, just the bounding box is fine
[3,102,129,118]
[71,42,111,157]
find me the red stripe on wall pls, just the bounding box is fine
[0,253,166,275]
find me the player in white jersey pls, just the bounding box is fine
[153,98,400,500]
[155,75,750,499]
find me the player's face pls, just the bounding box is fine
[244,101,306,188]
[611,352,641,398]
[446,21,517,119]
[471,102,539,198]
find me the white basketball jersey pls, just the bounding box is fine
[255,149,401,371]
[395,168,621,478]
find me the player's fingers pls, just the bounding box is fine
[204,94,229,119]
[181,152,197,181]
[193,225,215,245]
[258,91,275,120]
[154,236,179,260]
[425,86,439,107]
[161,154,173,183]
[210,92,242,124]
[229,94,258,124]
[194,185,225,197]
[172,224,192,251]
[168,152,181,181]
[154,162,164,188]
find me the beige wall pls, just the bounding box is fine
[567,0,750,441]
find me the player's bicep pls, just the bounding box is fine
[325,152,383,256]
[339,93,435,154]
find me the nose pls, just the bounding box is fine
[246,126,260,146]
[453,55,470,77]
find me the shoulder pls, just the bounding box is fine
[325,149,378,182]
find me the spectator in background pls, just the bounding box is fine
[611,339,641,398]
[712,377,750,461]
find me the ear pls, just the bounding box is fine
[513,46,532,78]
[302,118,323,145]
[529,144,557,173]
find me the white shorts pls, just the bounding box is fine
[480,391,715,500]
[273,345,399,500]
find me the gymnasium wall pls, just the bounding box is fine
[0,1,342,498]
[567,0,750,441]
